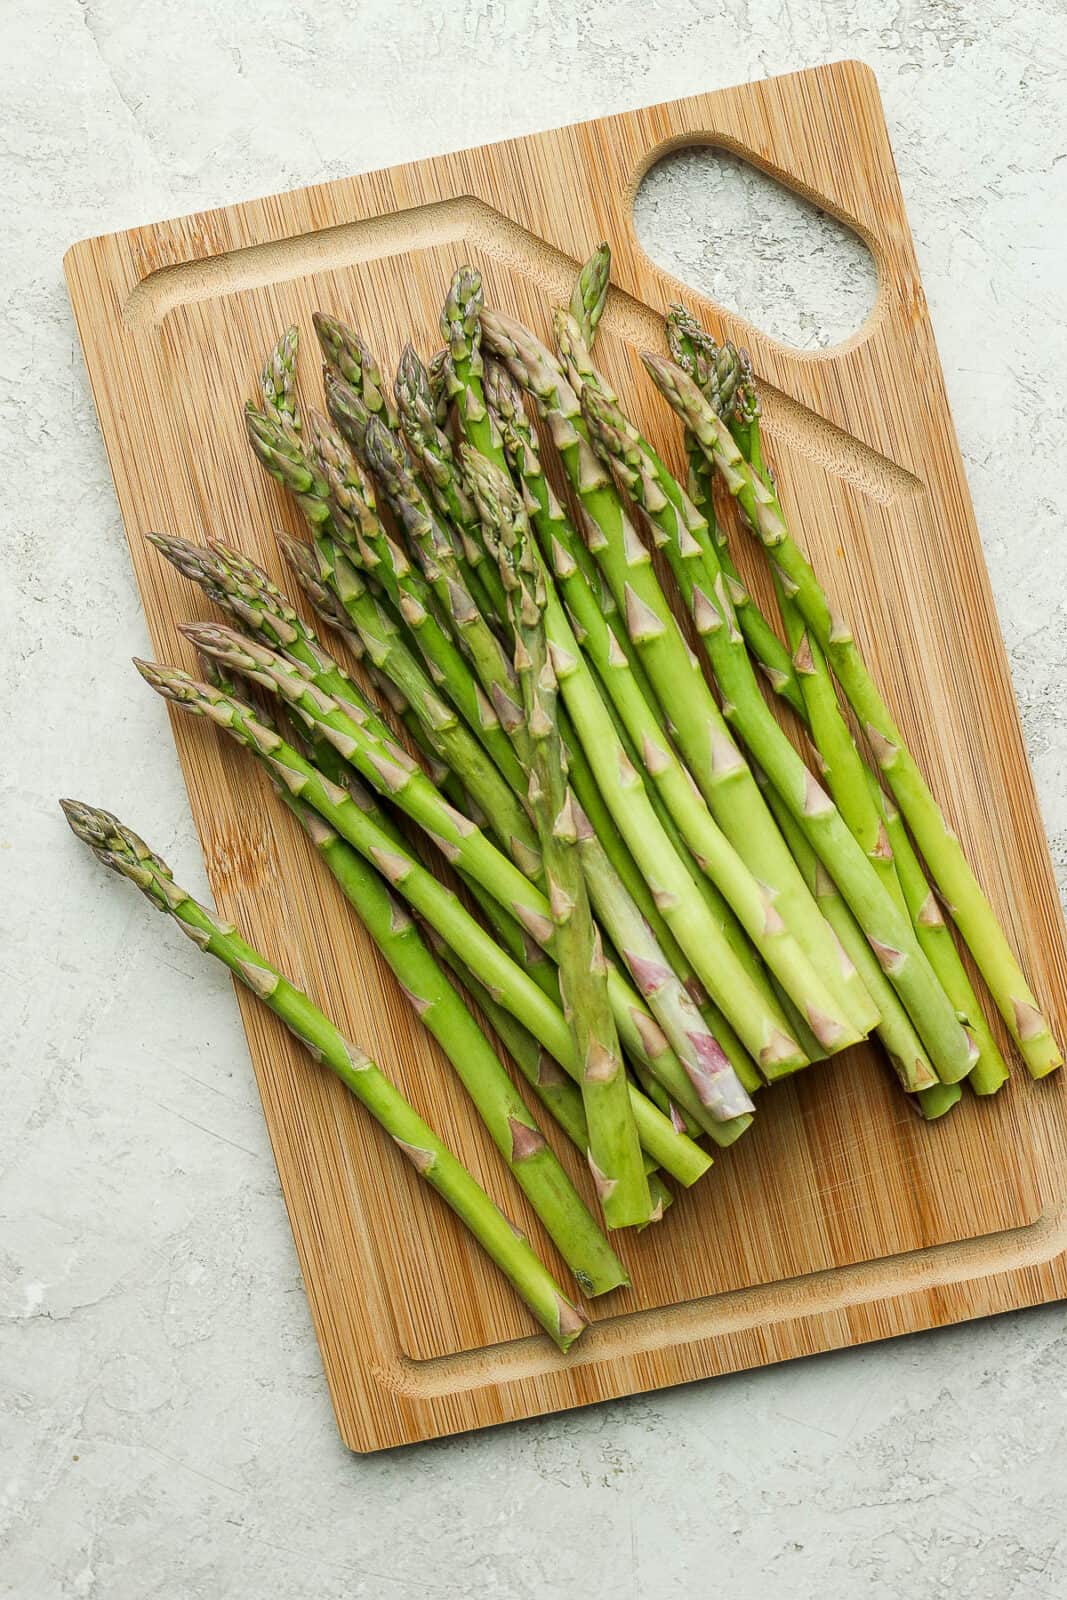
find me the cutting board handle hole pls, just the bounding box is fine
[633,146,877,351]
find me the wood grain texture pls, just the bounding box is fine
[65,61,1067,1451]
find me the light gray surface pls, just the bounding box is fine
[3,1,1067,1594]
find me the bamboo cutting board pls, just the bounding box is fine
[65,60,1067,1451]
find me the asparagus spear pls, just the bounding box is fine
[583,370,975,1088]
[569,242,611,347]
[394,342,510,620]
[260,325,302,439]
[313,311,399,430]
[427,348,450,425]
[664,312,804,714]
[440,267,499,461]
[480,304,877,1039]
[489,471,651,1227]
[646,350,1062,1081]
[60,800,588,1350]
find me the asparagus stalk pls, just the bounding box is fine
[277,780,629,1290]
[135,662,712,1187]
[260,325,302,439]
[489,480,652,1227]
[585,369,975,1088]
[647,350,1062,1081]
[664,311,804,715]
[394,342,510,620]
[480,304,877,1039]
[60,800,588,1350]
[568,242,611,348]
[313,311,399,430]
[440,267,500,462]
[427,348,450,425]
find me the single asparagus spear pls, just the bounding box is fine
[313,311,399,430]
[646,349,1062,1081]
[489,479,651,1227]
[664,312,803,714]
[276,781,629,1291]
[394,342,510,620]
[135,662,712,1188]
[440,267,499,461]
[480,303,877,1039]
[427,348,450,425]
[569,242,611,347]
[585,370,974,1088]
[260,325,302,439]
[60,800,588,1350]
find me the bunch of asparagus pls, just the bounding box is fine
[64,247,1060,1351]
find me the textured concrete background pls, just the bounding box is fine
[4,1,1067,1595]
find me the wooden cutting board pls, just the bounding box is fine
[65,60,1067,1452]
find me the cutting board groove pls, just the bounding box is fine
[65,61,1067,1451]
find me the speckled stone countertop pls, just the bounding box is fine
[4,3,1066,1595]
